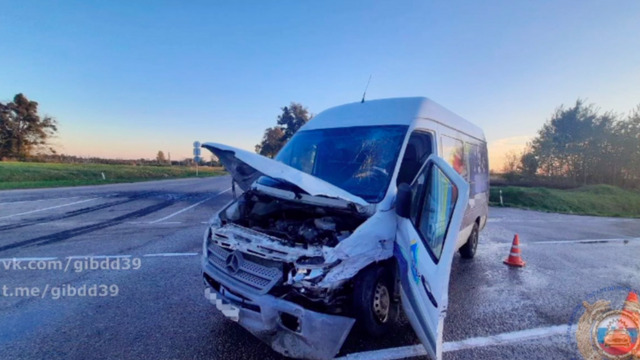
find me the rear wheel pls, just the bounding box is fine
[459,222,479,259]
[352,265,398,337]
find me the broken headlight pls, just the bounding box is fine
[287,256,338,285]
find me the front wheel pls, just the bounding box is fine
[352,265,398,337]
[459,222,479,259]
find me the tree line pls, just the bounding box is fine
[0,93,57,159]
[504,99,640,189]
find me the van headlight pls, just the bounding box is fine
[203,227,213,260]
[287,257,339,284]
[289,268,326,283]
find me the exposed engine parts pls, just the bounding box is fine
[220,191,365,248]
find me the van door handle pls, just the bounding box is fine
[420,275,438,308]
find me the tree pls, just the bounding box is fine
[255,102,312,158]
[501,150,519,174]
[277,103,311,141]
[156,151,166,164]
[612,105,640,187]
[255,127,286,158]
[530,99,613,184]
[0,93,58,159]
[519,152,539,177]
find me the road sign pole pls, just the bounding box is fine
[193,141,202,177]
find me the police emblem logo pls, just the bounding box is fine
[576,292,640,359]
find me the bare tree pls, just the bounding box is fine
[501,151,519,174]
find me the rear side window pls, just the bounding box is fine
[465,141,489,195]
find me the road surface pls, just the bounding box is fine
[1,176,638,359]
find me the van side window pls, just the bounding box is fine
[409,162,458,262]
[441,135,466,179]
[397,131,433,185]
[465,141,489,196]
[465,142,478,193]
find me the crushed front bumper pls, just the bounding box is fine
[203,260,355,360]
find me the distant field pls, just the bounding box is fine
[0,162,226,190]
[490,184,640,218]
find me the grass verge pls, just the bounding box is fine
[0,162,226,190]
[489,185,640,218]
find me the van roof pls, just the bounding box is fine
[302,97,485,141]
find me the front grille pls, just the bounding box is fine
[207,244,282,294]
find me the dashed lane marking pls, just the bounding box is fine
[530,237,640,245]
[0,196,81,205]
[0,198,100,220]
[143,252,199,257]
[0,253,199,262]
[148,188,231,224]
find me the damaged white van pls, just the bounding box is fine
[201,97,489,360]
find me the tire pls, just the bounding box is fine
[459,222,479,259]
[352,265,398,337]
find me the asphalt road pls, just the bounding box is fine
[0,176,639,360]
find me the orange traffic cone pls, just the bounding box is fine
[621,291,639,326]
[620,292,640,356]
[503,234,526,267]
[623,291,639,308]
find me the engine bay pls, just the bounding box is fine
[219,190,367,248]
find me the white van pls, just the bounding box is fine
[201,97,489,360]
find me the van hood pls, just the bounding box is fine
[202,143,369,207]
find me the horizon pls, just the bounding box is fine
[2,1,639,170]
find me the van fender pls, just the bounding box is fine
[318,210,395,286]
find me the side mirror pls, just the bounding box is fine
[396,183,412,218]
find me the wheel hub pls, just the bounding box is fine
[373,282,390,324]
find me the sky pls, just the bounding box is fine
[1,1,639,170]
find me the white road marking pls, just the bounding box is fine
[0,253,199,262]
[148,188,231,224]
[125,221,182,225]
[0,198,99,220]
[143,252,198,257]
[0,257,59,262]
[335,324,570,360]
[66,255,132,259]
[531,237,640,245]
[0,196,81,205]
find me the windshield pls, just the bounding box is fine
[274,125,408,203]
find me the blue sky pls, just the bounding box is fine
[1,1,639,168]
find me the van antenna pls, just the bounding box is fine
[361,74,372,103]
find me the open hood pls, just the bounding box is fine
[202,143,369,207]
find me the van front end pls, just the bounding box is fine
[200,189,397,360]
[202,248,355,360]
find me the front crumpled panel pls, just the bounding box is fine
[268,311,355,360]
[319,209,396,286]
[205,282,354,360]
